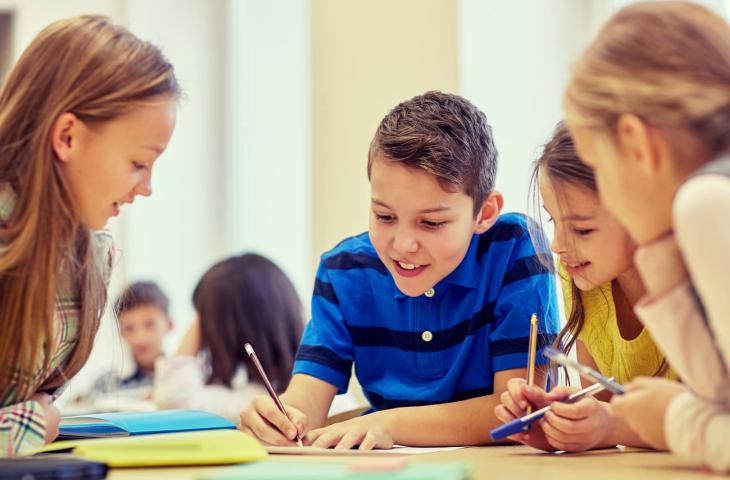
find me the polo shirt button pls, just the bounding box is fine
[421,330,433,342]
[424,288,435,298]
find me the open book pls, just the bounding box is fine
[58,409,235,438]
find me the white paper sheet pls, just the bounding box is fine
[265,445,464,456]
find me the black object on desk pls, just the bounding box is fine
[0,455,107,479]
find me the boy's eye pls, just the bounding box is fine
[132,161,149,171]
[574,228,594,236]
[374,213,395,222]
[422,220,447,229]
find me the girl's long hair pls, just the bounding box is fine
[0,15,179,399]
[194,254,304,392]
[565,1,730,157]
[529,122,596,362]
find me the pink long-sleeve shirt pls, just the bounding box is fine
[634,171,730,472]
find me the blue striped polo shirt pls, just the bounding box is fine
[293,213,559,411]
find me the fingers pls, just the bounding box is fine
[500,378,528,418]
[545,385,579,401]
[306,425,392,451]
[335,430,362,450]
[284,405,308,437]
[239,396,300,446]
[522,385,551,410]
[309,428,341,449]
[540,398,607,452]
[494,404,518,424]
[549,397,596,420]
[358,431,379,450]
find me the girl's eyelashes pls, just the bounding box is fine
[372,212,448,229]
[132,161,149,171]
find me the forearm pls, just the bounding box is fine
[666,391,730,472]
[374,394,503,447]
[280,374,335,431]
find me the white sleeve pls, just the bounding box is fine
[153,356,265,424]
[674,175,730,385]
[635,281,730,401]
[666,391,730,472]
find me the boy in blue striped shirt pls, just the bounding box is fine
[240,91,559,449]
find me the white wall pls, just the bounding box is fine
[228,0,312,301]
[458,0,611,216]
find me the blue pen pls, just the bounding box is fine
[490,381,606,441]
[543,347,626,395]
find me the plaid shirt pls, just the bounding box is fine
[0,183,113,457]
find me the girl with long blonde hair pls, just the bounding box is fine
[565,1,730,472]
[0,15,178,456]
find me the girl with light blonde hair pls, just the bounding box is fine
[0,15,179,456]
[565,1,730,472]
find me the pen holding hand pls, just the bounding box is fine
[242,343,304,447]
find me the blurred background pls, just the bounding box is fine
[0,0,726,403]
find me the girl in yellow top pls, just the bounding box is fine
[495,122,676,452]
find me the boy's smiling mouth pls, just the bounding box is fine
[393,259,428,277]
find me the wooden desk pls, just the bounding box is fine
[108,445,727,480]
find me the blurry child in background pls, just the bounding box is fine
[153,253,304,423]
[86,282,172,402]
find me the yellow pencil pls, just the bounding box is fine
[526,314,538,414]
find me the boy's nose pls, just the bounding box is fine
[393,229,419,254]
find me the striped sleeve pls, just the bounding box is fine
[0,400,46,457]
[489,225,560,372]
[292,258,353,393]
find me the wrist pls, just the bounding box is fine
[634,234,688,298]
[596,401,620,448]
[370,410,398,439]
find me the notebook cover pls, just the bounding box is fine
[39,430,267,467]
[58,409,236,438]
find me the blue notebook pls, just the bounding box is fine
[58,409,236,439]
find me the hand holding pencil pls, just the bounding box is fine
[239,343,306,447]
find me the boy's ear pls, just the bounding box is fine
[165,317,174,332]
[50,112,82,163]
[616,113,660,174]
[474,191,504,234]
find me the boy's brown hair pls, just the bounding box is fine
[114,281,170,318]
[367,91,497,216]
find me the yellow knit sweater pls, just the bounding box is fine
[559,264,677,384]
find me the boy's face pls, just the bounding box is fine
[119,305,172,371]
[539,173,635,291]
[369,155,484,297]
